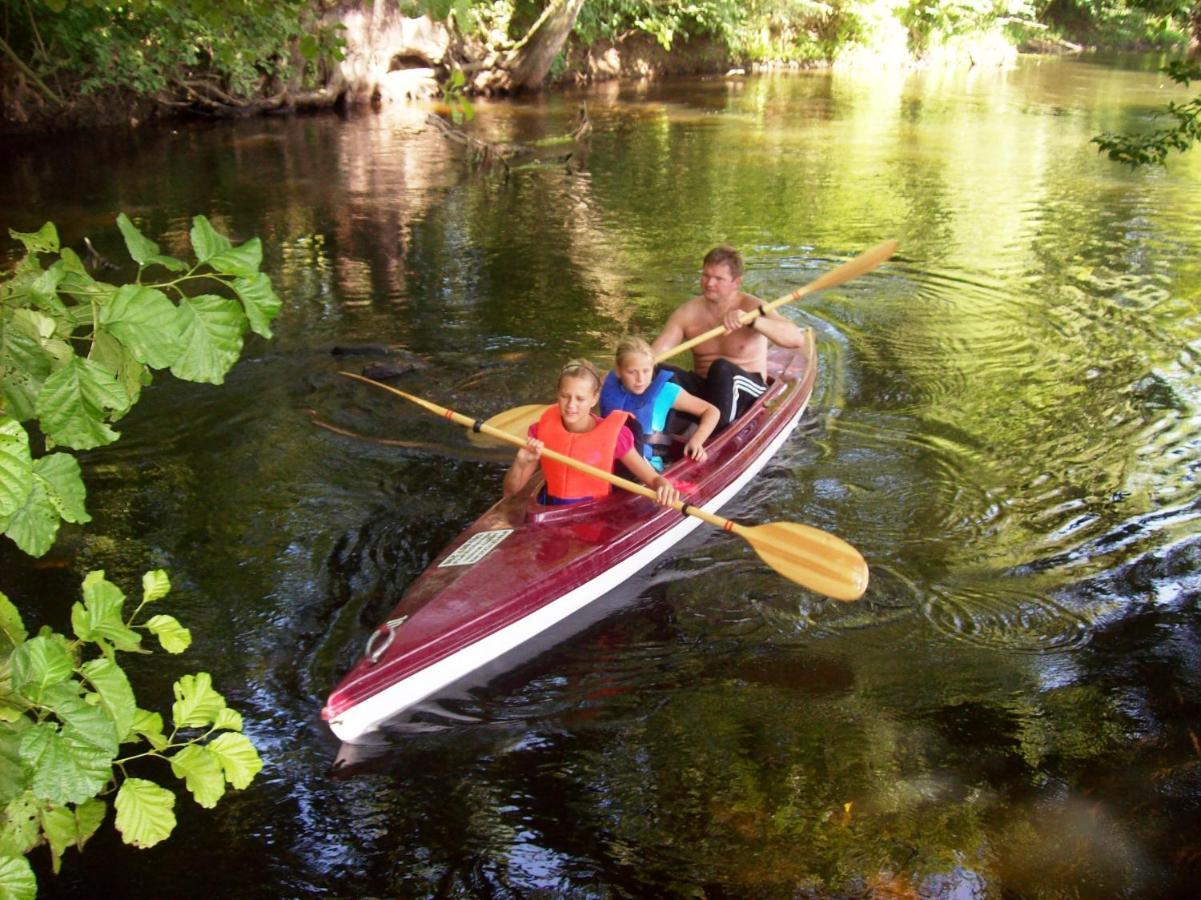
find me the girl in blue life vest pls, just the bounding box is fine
[599,336,719,472]
[502,358,680,507]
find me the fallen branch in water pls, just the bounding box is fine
[426,103,590,174]
[308,409,431,449]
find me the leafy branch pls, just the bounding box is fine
[1,214,282,556]
[0,214,280,896]
[0,570,263,894]
[1093,59,1201,167]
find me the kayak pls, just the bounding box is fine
[323,331,818,743]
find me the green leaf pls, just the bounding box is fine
[0,316,55,421]
[80,658,137,742]
[0,594,26,656]
[0,478,61,558]
[8,223,58,255]
[74,796,105,845]
[0,792,41,858]
[116,213,161,267]
[231,272,281,339]
[168,744,225,808]
[9,636,73,706]
[0,421,32,519]
[145,615,191,654]
[10,309,59,343]
[0,723,31,807]
[208,237,262,278]
[213,708,243,732]
[29,265,70,321]
[33,453,89,525]
[46,694,119,759]
[142,570,170,604]
[169,295,246,384]
[114,777,175,849]
[41,798,105,874]
[131,709,169,753]
[58,247,87,277]
[189,216,231,264]
[0,854,36,900]
[208,732,261,790]
[8,308,71,366]
[19,722,113,805]
[59,271,113,327]
[148,253,188,272]
[36,357,131,450]
[171,673,225,729]
[71,571,142,654]
[112,220,186,270]
[90,329,145,410]
[39,805,71,873]
[97,285,185,369]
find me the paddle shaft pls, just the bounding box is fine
[654,238,899,364]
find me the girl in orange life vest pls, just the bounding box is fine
[502,359,681,507]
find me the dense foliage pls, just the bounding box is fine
[0,216,279,894]
[0,0,344,117]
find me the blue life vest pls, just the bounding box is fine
[599,369,679,470]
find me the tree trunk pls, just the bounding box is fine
[494,0,586,91]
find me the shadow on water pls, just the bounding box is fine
[7,54,1201,897]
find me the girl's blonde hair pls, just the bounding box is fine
[557,358,602,391]
[615,335,654,367]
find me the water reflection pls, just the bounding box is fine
[4,53,1201,897]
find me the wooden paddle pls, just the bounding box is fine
[341,371,870,602]
[468,239,899,446]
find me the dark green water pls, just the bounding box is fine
[4,53,1201,896]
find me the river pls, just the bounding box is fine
[3,52,1201,897]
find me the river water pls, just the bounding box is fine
[4,52,1201,897]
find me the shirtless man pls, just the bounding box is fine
[651,245,807,428]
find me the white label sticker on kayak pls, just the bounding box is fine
[438,529,514,567]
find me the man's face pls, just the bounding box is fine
[700,262,740,303]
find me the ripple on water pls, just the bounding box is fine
[923,582,1091,652]
[821,413,1008,552]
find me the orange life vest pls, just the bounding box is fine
[537,407,630,502]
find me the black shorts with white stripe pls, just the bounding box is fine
[659,359,766,430]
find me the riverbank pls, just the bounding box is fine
[0,11,1083,138]
[0,25,737,136]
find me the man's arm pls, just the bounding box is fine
[750,303,806,349]
[650,308,688,356]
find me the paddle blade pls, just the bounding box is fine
[741,521,869,601]
[466,403,546,447]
